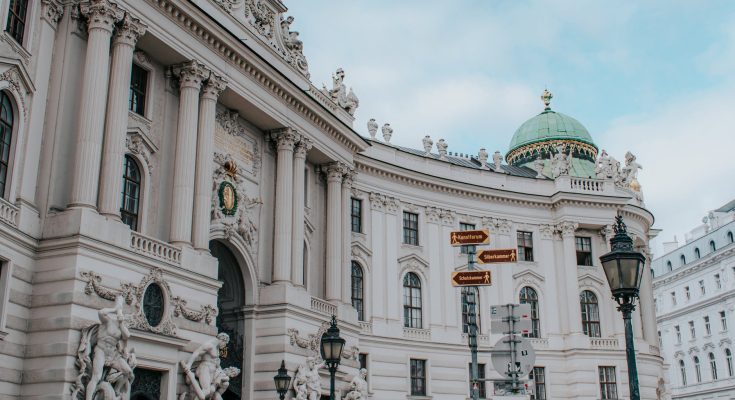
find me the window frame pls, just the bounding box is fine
[694,356,702,383]
[519,286,540,338]
[402,211,419,246]
[129,63,150,117]
[728,231,734,244]
[530,366,547,400]
[409,358,427,396]
[704,316,711,336]
[403,272,422,328]
[675,325,681,343]
[694,247,701,259]
[121,154,143,231]
[726,349,733,377]
[720,311,728,331]
[350,197,362,233]
[0,259,11,338]
[580,290,601,338]
[715,274,722,290]
[598,366,618,400]
[710,240,716,252]
[699,280,706,295]
[709,352,718,380]
[680,254,686,266]
[517,231,534,262]
[689,320,696,339]
[575,236,593,266]
[679,359,687,386]
[468,363,487,399]
[0,91,15,200]
[4,0,29,45]
[351,261,364,321]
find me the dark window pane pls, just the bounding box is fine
[403,273,422,328]
[530,367,546,400]
[517,231,534,261]
[120,155,141,231]
[351,198,362,233]
[129,64,149,116]
[403,212,419,245]
[580,290,601,337]
[599,366,618,399]
[520,287,540,338]
[5,0,29,44]
[576,237,593,266]
[410,359,426,396]
[351,262,364,321]
[0,92,14,198]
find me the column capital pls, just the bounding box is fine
[80,0,123,33]
[325,162,348,182]
[342,168,356,188]
[294,137,313,158]
[599,224,614,242]
[557,221,579,237]
[539,224,555,240]
[174,60,208,90]
[41,0,64,27]
[202,73,228,101]
[269,128,299,151]
[113,13,147,47]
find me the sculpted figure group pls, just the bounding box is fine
[293,357,325,400]
[324,68,359,115]
[595,149,643,191]
[550,144,571,178]
[180,333,240,400]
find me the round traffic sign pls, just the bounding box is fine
[490,335,536,378]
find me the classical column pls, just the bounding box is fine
[68,0,123,208]
[559,221,584,334]
[341,169,355,304]
[291,137,312,286]
[98,13,147,218]
[325,162,346,301]
[271,129,299,283]
[169,61,208,245]
[192,73,227,250]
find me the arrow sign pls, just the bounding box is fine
[449,229,490,247]
[451,270,492,286]
[477,248,518,264]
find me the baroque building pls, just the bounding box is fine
[652,200,735,400]
[0,0,663,399]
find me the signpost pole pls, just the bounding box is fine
[508,304,519,393]
[467,245,479,400]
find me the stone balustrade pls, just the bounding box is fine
[0,197,18,227]
[359,321,373,334]
[529,337,549,349]
[130,231,182,264]
[590,337,619,349]
[310,296,337,316]
[570,177,605,192]
[403,327,431,341]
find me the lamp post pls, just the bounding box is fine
[599,215,646,400]
[273,359,291,400]
[320,315,345,400]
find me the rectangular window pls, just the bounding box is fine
[675,325,681,343]
[468,363,486,399]
[129,64,148,116]
[575,237,593,266]
[599,366,618,399]
[705,316,711,336]
[699,280,706,295]
[671,292,677,306]
[517,231,534,262]
[658,330,662,347]
[351,198,362,233]
[721,311,728,331]
[403,212,419,245]
[684,286,690,300]
[410,359,426,396]
[5,0,28,44]
[715,274,722,289]
[460,223,476,254]
[359,353,368,381]
[689,321,696,339]
[530,366,546,400]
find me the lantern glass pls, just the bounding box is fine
[601,256,621,290]
[273,360,291,394]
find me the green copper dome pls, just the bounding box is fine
[505,90,599,178]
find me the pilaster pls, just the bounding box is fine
[325,162,347,301]
[291,137,312,286]
[558,221,584,335]
[342,168,356,307]
[271,128,299,283]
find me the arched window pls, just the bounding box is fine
[667,261,672,272]
[461,287,480,333]
[580,290,601,337]
[519,287,540,338]
[709,352,718,380]
[120,155,141,231]
[0,91,14,198]
[695,248,701,259]
[403,272,422,328]
[351,262,364,321]
[728,231,734,244]
[694,356,702,383]
[710,240,716,253]
[726,349,733,377]
[680,254,686,266]
[679,360,687,386]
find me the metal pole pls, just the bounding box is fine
[467,245,479,400]
[620,301,640,400]
[330,366,336,400]
[508,304,519,393]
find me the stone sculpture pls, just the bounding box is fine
[478,148,488,167]
[381,123,393,143]
[292,364,309,400]
[304,356,325,400]
[71,296,136,400]
[422,135,433,155]
[323,68,359,115]
[367,118,378,139]
[343,368,368,400]
[533,155,545,178]
[493,151,503,172]
[550,144,570,178]
[436,139,448,159]
[180,333,241,400]
[622,151,642,190]
[280,16,302,52]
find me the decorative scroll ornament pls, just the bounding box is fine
[322,68,359,115]
[80,269,218,335]
[126,134,153,175]
[0,66,29,118]
[287,321,331,357]
[211,153,262,252]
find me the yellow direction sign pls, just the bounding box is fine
[477,249,518,264]
[449,229,490,247]
[451,270,493,286]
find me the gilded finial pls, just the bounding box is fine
[541,89,553,111]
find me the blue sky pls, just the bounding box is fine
[286,1,735,255]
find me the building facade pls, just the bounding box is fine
[653,201,735,399]
[0,0,664,399]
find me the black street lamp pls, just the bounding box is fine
[320,315,345,400]
[273,359,291,400]
[599,215,646,400]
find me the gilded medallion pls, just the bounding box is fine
[218,181,238,216]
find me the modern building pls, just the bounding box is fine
[0,0,664,399]
[653,201,735,399]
